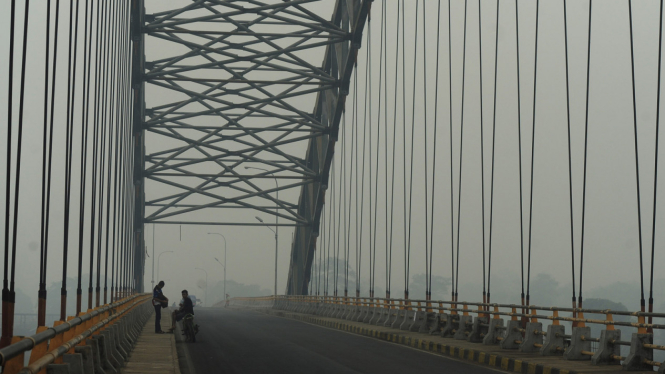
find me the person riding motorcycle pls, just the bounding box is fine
[168,289,194,333]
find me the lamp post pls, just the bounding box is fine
[245,166,278,296]
[255,216,277,296]
[157,251,173,283]
[195,268,208,307]
[151,224,156,291]
[207,232,227,305]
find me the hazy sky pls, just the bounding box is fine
[1,0,665,313]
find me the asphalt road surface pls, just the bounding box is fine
[178,308,506,374]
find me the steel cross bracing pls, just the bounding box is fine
[136,0,370,294]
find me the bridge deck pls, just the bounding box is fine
[256,308,653,374]
[123,310,181,374]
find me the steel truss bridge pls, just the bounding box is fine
[1,0,665,372]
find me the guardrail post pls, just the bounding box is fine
[400,305,416,331]
[368,299,380,324]
[622,333,653,371]
[74,345,95,374]
[383,301,399,327]
[563,327,591,360]
[426,303,444,334]
[500,320,522,349]
[85,333,106,374]
[392,303,407,330]
[62,351,84,374]
[91,334,118,373]
[519,322,543,353]
[483,317,504,345]
[591,329,621,365]
[453,305,472,340]
[362,299,374,323]
[441,313,458,337]
[467,315,488,343]
[541,324,565,355]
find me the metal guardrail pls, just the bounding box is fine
[0,293,152,374]
[231,295,665,371]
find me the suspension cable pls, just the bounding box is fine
[423,0,430,300]
[454,0,469,300]
[42,0,61,318]
[562,0,577,312]
[406,0,420,300]
[61,0,81,321]
[10,0,32,314]
[628,0,646,314]
[401,0,408,300]
[578,0,593,309]
[387,0,400,300]
[76,0,95,315]
[429,0,442,300]
[487,0,501,306]
[448,0,455,301]
[479,0,488,305]
[649,0,664,325]
[38,0,54,328]
[1,0,19,347]
[371,3,385,299]
[357,24,371,297]
[514,0,526,309]
[525,0,540,307]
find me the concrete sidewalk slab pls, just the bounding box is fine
[122,310,180,374]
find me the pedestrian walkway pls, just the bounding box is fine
[122,310,181,374]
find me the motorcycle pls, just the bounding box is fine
[182,314,199,342]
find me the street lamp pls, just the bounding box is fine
[207,232,227,305]
[195,268,208,307]
[151,224,156,292]
[214,258,226,306]
[157,251,173,283]
[245,166,279,296]
[255,216,277,296]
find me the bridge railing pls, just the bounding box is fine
[231,295,665,371]
[0,293,153,374]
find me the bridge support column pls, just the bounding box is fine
[591,329,622,365]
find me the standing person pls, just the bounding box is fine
[153,281,168,333]
[225,293,230,307]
